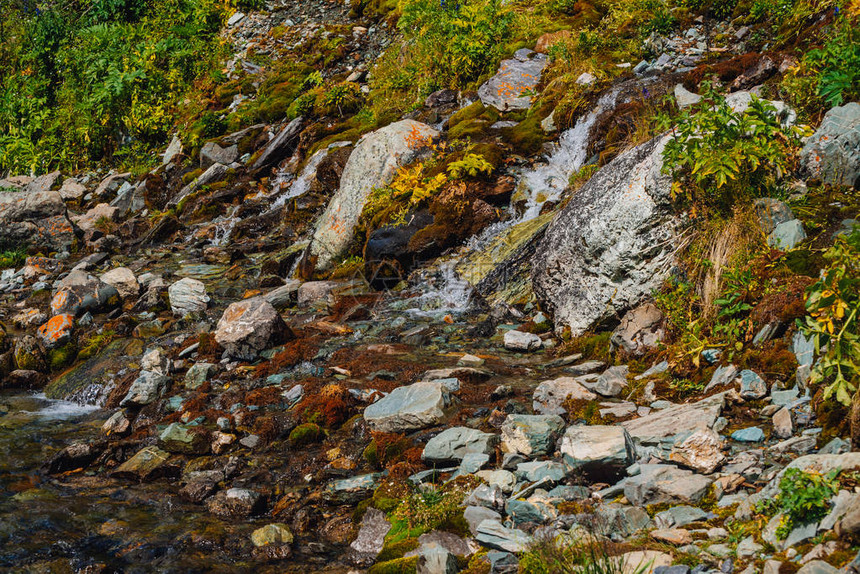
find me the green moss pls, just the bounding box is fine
[500,112,547,155]
[288,422,326,447]
[49,343,78,371]
[447,102,499,141]
[377,537,419,562]
[363,439,379,468]
[782,249,824,276]
[367,556,418,574]
[182,168,204,185]
[563,331,613,363]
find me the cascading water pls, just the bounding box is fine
[211,204,241,247]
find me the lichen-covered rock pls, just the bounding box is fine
[422,427,498,464]
[51,270,120,317]
[0,187,76,251]
[533,376,596,415]
[500,414,565,457]
[120,370,170,407]
[214,296,292,360]
[306,120,438,272]
[478,50,548,112]
[668,428,727,474]
[100,267,139,299]
[36,314,74,350]
[14,335,46,372]
[801,102,860,187]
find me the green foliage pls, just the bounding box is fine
[77,329,116,361]
[324,82,363,116]
[520,531,650,574]
[446,153,494,179]
[289,422,326,447]
[0,248,26,270]
[805,15,860,107]
[387,480,474,544]
[662,83,807,211]
[800,224,860,406]
[757,468,839,539]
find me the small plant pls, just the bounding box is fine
[757,468,839,539]
[0,248,26,270]
[520,529,650,574]
[446,153,493,179]
[387,479,475,543]
[800,224,860,406]
[805,15,860,107]
[300,70,324,92]
[324,82,362,116]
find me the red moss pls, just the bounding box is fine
[295,383,354,427]
[684,53,762,90]
[255,336,319,377]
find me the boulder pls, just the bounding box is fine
[422,427,497,464]
[416,543,459,574]
[59,179,87,201]
[503,329,542,351]
[668,428,726,474]
[364,381,455,432]
[307,120,438,272]
[0,187,76,251]
[206,488,264,518]
[100,267,139,299]
[622,393,725,444]
[478,50,548,111]
[582,365,629,397]
[500,414,566,457]
[51,270,120,317]
[168,278,209,316]
[618,551,673,574]
[611,303,665,355]
[158,422,209,454]
[111,446,174,481]
[120,370,170,407]
[200,141,239,168]
[754,198,795,235]
[738,370,767,399]
[531,135,681,336]
[14,335,46,372]
[36,314,75,350]
[72,203,119,233]
[674,84,701,108]
[559,425,635,480]
[324,472,384,504]
[475,519,532,552]
[801,102,860,188]
[214,297,292,360]
[533,376,596,415]
[768,219,806,250]
[622,464,713,506]
[349,508,391,563]
[250,117,304,173]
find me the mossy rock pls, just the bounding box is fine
[288,422,326,447]
[447,102,500,142]
[377,537,419,562]
[49,343,78,372]
[500,112,548,156]
[366,556,418,574]
[44,338,141,400]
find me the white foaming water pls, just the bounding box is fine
[270,141,351,210]
[407,261,474,317]
[515,87,622,222]
[211,204,241,247]
[24,393,101,420]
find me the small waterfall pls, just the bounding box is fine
[212,204,241,247]
[406,260,474,317]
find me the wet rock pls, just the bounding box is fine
[478,51,548,111]
[801,102,860,188]
[111,446,175,481]
[611,303,665,356]
[206,487,264,518]
[120,370,170,407]
[100,267,139,299]
[532,135,681,336]
[307,120,438,272]
[168,277,209,316]
[500,414,566,457]
[532,376,596,415]
[250,117,303,173]
[51,270,120,317]
[668,428,726,474]
[423,426,498,464]
[0,187,76,251]
[102,410,130,435]
[45,441,101,474]
[170,163,229,208]
[215,296,292,360]
[364,381,455,432]
[622,464,713,506]
[14,335,46,372]
[503,329,541,351]
[36,314,74,350]
[475,519,532,552]
[200,141,239,168]
[159,422,210,455]
[349,508,390,562]
[622,393,725,444]
[324,472,384,505]
[559,425,635,480]
[251,523,293,547]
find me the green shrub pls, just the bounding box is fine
[756,468,839,539]
[806,15,860,107]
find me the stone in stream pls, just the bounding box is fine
[99,267,139,299]
[214,296,292,360]
[324,472,385,505]
[306,120,438,272]
[668,428,727,474]
[559,425,635,480]
[532,376,596,415]
[14,335,46,372]
[422,426,497,464]
[503,329,542,351]
[364,381,455,432]
[168,277,209,316]
[500,414,566,457]
[251,523,293,547]
[120,370,171,407]
[158,422,210,454]
[801,102,860,187]
[206,487,264,519]
[478,50,548,111]
[111,446,176,481]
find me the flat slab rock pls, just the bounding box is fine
[622,393,725,444]
[478,50,548,112]
[363,381,455,432]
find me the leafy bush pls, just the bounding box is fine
[662,83,807,211]
[800,224,860,406]
[757,468,839,539]
[324,82,363,116]
[446,153,494,179]
[806,15,860,107]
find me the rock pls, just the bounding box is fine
[364,382,455,432]
[576,72,597,85]
[422,427,497,464]
[768,219,806,250]
[622,464,713,506]
[349,508,390,559]
[51,270,120,317]
[835,494,860,537]
[731,55,777,91]
[250,117,304,173]
[622,393,725,444]
[120,370,170,407]
[796,562,839,574]
[168,278,209,316]
[754,198,795,235]
[200,141,238,168]
[619,551,672,574]
[251,523,293,547]
[515,460,567,483]
[464,506,502,536]
[72,203,118,233]
[533,376,596,415]
[532,135,681,336]
[654,506,708,529]
[158,422,209,454]
[214,297,291,360]
[100,267,139,299]
[478,53,548,111]
[611,304,665,355]
[559,425,635,479]
[14,335,46,372]
[163,135,183,165]
[476,469,516,493]
[500,414,566,457]
[425,89,458,108]
[582,365,629,397]
[94,172,130,199]
[307,120,438,272]
[801,102,860,188]
[263,279,302,310]
[475,519,532,552]
[668,428,726,474]
[592,504,652,537]
[111,446,174,481]
[458,354,485,367]
[207,488,264,519]
[416,543,459,574]
[184,362,216,390]
[505,498,555,525]
[36,314,74,350]
[503,329,541,351]
[731,427,765,443]
[705,365,738,392]
[59,179,87,201]
[674,84,702,108]
[650,528,693,545]
[736,536,764,558]
[0,187,76,252]
[738,370,767,400]
[773,408,793,439]
[655,567,690,574]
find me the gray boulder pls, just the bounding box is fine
[478,50,548,111]
[475,519,532,552]
[801,102,860,187]
[503,329,542,351]
[200,141,238,168]
[307,120,438,272]
[754,198,795,235]
[0,187,76,251]
[51,270,120,317]
[364,381,455,432]
[533,376,596,415]
[559,425,635,479]
[214,297,291,360]
[582,365,629,397]
[738,370,767,399]
[768,219,806,250]
[531,135,682,336]
[120,370,170,407]
[422,427,497,464]
[622,464,713,506]
[417,543,459,574]
[668,428,726,474]
[500,414,566,457]
[622,393,725,444]
[168,278,209,316]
